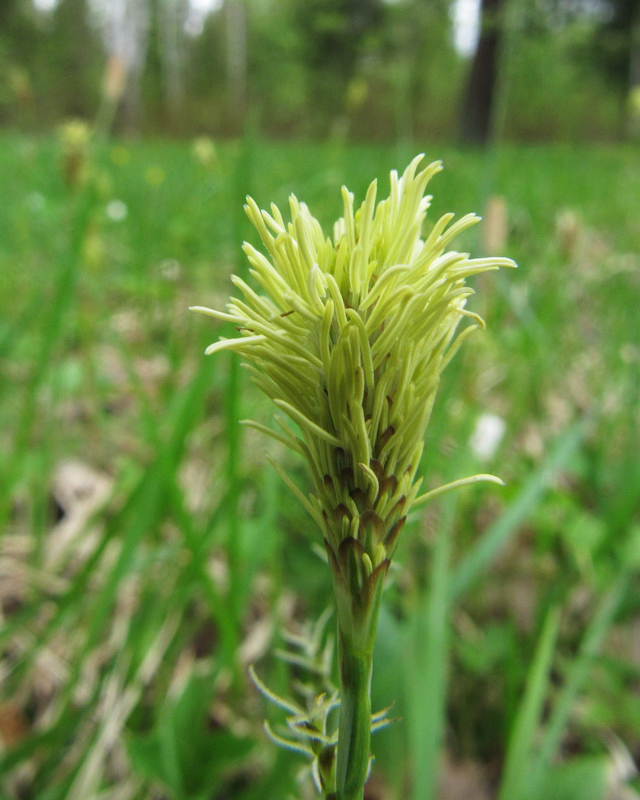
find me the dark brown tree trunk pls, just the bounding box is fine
[458,0,506,146]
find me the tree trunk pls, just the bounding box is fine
[458,0,506,146]
[225,0,248,134]
[98,0,151,135]
[159,0,188,127]
[628,4,640,137]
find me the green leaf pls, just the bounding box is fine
[528,755,609,800]
[451,420,586,600]
[532,573,629,774]
[498,607,560,800]
[126,672,254,798]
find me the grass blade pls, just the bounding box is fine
[406,493,457,800]
[451,420,587,600]
[532,572,630,776]
[498,607,561,800]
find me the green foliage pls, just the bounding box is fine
[126,672,254,799]
[0,0,634,141]
[529,756,609,800]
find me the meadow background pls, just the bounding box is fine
[1,1,640,799]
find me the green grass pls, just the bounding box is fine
[1,132,639,799]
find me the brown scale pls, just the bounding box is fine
[376,424,395,451]
[378,475,398,497]
[339,466,354,485]
[358,509,384,545]
[326,417,408,557]
[334,447,347,472]
[386,495,406,523]
[349,487,370,514]
[332,503,352,526]
[384,515,407,553]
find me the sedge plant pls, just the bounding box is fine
[192,155,515,799]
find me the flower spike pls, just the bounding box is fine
[195,156,515,798]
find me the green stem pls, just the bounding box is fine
[335,635,373,800]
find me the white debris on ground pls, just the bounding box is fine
[469,412,506,462]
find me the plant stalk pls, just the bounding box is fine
[335,633,373,800]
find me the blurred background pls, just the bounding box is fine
[2,0,640,141]
[1,1,639,799]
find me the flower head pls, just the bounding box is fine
[193,155,515,637]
